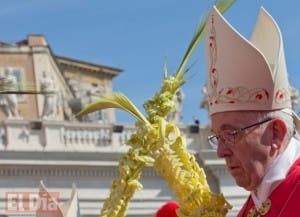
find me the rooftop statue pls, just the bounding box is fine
[0,68,20,118]
[167,89,184,123]
[40,71,59,119]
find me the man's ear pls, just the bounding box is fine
[270,119,287,149]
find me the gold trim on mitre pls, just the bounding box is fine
[205,6,291,115]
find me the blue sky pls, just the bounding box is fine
[0,1,299,124]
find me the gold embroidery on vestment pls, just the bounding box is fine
[247,199,271,217]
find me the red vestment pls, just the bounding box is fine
[237,158,300,217]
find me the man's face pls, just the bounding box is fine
[211,111,274,191]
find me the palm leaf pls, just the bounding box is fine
[216,0,236,13]
[76,92,150,125]
[175,0,236,81]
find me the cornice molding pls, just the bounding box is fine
[55,55,122,77]
[0,165,159,178]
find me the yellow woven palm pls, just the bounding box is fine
[76,1,236,216]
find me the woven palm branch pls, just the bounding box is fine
[77,1,236,216]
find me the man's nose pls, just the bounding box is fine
[216,141,233,158]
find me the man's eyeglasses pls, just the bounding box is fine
[208,118,273,150]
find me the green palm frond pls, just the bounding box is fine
[76,92,150,125]
[216,0,236,13]
[175,0,236,82]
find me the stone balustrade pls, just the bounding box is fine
[0,119,202,152]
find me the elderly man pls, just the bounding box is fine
[205,6,300,217]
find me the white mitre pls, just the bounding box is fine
[205,6,290,113]
[205,6,300,137]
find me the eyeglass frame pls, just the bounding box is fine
[208,118,273,150]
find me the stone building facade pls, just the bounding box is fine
[0,35,246,217]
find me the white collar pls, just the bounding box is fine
[251,137,300,209]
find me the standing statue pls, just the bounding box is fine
[200,85,209,110]
[167,89,184,123]
[0,68,20,118]
[40,71,59,119]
